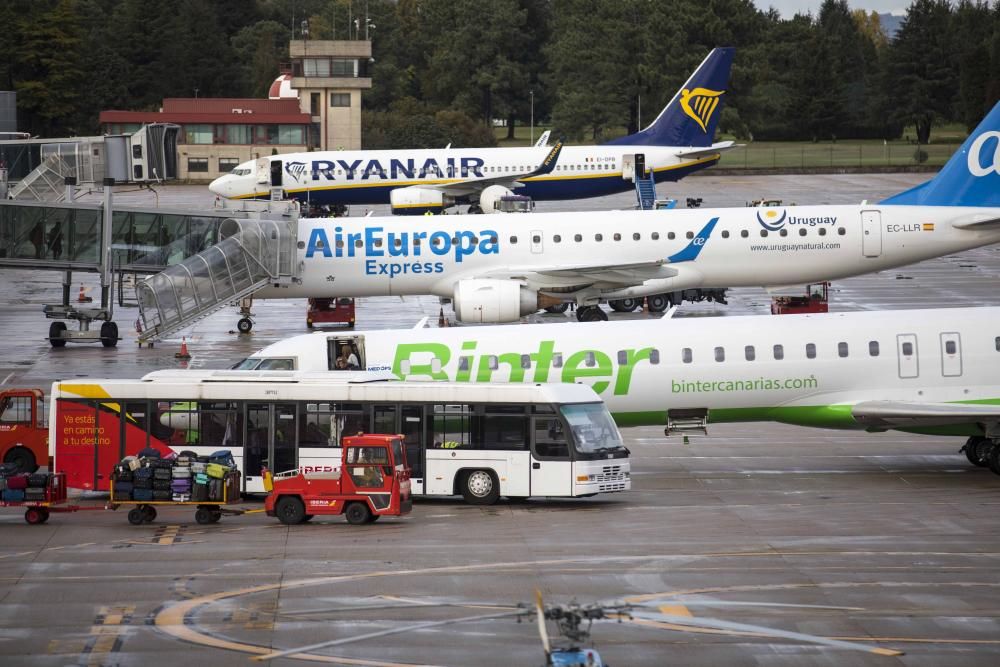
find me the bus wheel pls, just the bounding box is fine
[345,502,372,525]
[127,508,146,525]
[4,447,37,474]
[462,470,500,505]
[274,497,305,525]
[24,507,46,525]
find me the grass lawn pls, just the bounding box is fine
[494,122,966,168]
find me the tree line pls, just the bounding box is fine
[1,0,997,147]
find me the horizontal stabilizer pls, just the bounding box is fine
[851,400,1000,430]
[951,213,1000,230]
[675,141,739,159]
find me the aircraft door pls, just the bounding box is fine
[255,157,269,184]
[896,334,919,379]
[862,210,882,258]
[270,159,282,187]
[327,335,366,370]
[530,230,544,254]
[400,405,424,492]
[622,154,635,182]
[939,332,962,377]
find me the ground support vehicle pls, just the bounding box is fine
[264,434,412,525]
[771,282,830,315]
[0,472,85,524]
[306,297,356,329]
[107,471,242,525]
[0,388,47,473]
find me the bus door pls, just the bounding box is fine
[400,405,424,492]
[244,403,298,489]
[529,409,572,497]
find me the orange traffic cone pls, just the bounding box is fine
[77,284,92,303]
[175,337,191,359]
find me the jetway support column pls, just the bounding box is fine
[100,178,114,310]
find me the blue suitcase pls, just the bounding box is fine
[132,488,154,502]
[2,489,26,502]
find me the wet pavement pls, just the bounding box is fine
[1,173,1000,666]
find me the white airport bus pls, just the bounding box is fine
[50,371,630,504]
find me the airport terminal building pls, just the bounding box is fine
[99,39,372,182]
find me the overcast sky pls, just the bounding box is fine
[763,1,909,17]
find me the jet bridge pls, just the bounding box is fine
[135,217,299,343]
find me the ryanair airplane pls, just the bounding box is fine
[209,48,737,214]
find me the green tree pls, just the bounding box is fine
[889,0,956,143]
[951,0,995,131]
[232,20,289,98]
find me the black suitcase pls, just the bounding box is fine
[153,468,171,480]
[27,473,48,488]
[134,467,153,480]
[152,478,171,490]
[152,489,171,500]
[192,482,209,502]
[208,478,223,501]
[25,488,46,501]
[0,462,18,477]
[133,477,153,490]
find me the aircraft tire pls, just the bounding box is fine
[100,321,118,348]
[544,303,569,314]
[963,437,990,467]
[237,317,253,334]
[609,298,640,312]
[987,443,1000,476]
[647,294,670,312]
[49,321,67,348]
[579,307,608,322]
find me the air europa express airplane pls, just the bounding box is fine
[250,102,1000,323]
[209,48,737,214]
[237,306,1000,472]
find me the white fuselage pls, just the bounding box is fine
[257,205,1000,303]
[245,307,1000,434]
[209,145,718,204]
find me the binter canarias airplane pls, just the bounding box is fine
[248,102,1000,323]
[208,48,737,214]
[236,306,1000,472]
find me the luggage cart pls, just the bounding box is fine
[107,472,245,525]
[0,473,95,524]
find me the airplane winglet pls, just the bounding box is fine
[529,139,564,177]
[666,217,719,263]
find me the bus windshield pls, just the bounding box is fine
[559,403,624,457]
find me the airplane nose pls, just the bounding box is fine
[208,176,228,197]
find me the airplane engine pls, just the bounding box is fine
[389,187,454,215]
[479,185,518,214]
[453,279,549,323]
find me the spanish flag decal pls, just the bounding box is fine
[922,223,935,231]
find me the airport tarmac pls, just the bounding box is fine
[2,173,1000,666]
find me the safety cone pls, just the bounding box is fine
[438,307,445,328]
[175,337,191,359]
[77,284,92,303]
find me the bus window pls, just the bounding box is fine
[560,403,625,458]
[532,415,569,459]
[432,404,472,449]
[299,404,334,447]
[333,411,366,443]
[482,411,527,450]
[256,358,294,370]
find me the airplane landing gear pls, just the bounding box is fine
[236,296,254,334]
[237,317,253,333]
[961,436,992,467]
[576,306,608,322]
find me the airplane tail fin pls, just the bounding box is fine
[880,102,1000,207]
[606,47,735,147]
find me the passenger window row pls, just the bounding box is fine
[680,341,882,363]
[507,227,847,245]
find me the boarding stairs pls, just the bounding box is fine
[7,153,75,202]
[135,218,299,342]
[635,170,658,210]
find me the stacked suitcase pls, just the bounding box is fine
[1,465,53,503]
[110,450,237,503]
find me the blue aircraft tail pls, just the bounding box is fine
[605,47,735,148]
[880,102,1000,207]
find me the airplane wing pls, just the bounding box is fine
[675,141,739,159]
[851,401,1000,430]
[476,217,718,287]
[421,141,564,198]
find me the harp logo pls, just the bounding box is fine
[680,87,724,133]
[284,161,308,182]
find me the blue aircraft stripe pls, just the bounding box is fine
[666,217,718,263]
